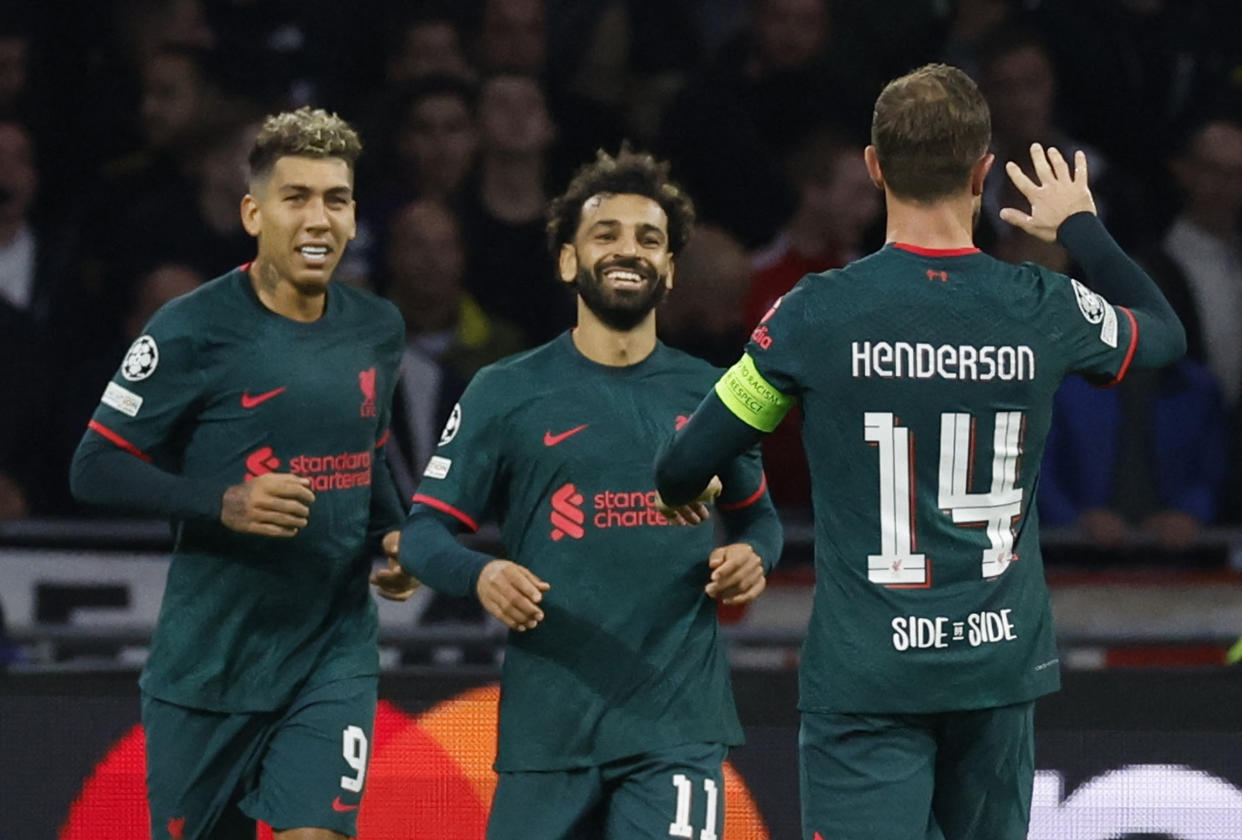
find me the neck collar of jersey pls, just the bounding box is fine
[891,243,981,257]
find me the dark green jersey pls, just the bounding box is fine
[413,333,770,771]
[85,268,404,712]
[744,244,1139,714]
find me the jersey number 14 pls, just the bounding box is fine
[864,410,1024,587]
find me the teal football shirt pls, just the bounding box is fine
[85,267,405,712]
[735,244,1139,714]
[413,333,773,771]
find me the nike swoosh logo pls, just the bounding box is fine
[240,387,287,409]
[331,796,359,813]
[543,424,589,446]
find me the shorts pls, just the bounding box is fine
[487,742,727,840]
[142,675,377,840]
[799,702,1035,840]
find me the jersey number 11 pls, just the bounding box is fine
[864,410,1025,587]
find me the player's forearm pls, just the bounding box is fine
[1057,212,1187,366]
[69,434,225,520]
[398,505,493,598]
[656,392,764,506]
[719,495,783,573]
[366,447,406,546]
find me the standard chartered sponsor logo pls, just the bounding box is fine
[852,341,1036,381]
[548,483,674,540]
[890,609,1017,651]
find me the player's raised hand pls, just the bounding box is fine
[220,472,315,538]
[655,475,723,526]
[371,532,421,601]
[704,542,767,605]
[476,559,550,632]
[998,143,1098,243]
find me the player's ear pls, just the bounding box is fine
[345,199,358,241]
[558,243,578,285]
[971,152,995,197]
[664,255,675,291]
[240,194,262,237]
[864,145,885,190]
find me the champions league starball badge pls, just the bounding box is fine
[438,402,462,445]
[121,335,159,381]
[1070,278,1106,324]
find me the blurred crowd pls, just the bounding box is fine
[4,0,1242,560]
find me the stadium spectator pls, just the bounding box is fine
[461,72,572,346]
[473,0,627,179]
[658,223,752,368]
[660,0,879,247]
[380,199,524,497]
[736,130,881,510]
[1161,117,1242,410]
[1040,363,1227,552]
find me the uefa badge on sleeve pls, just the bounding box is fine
[121,335,159,381]
[438,403,462,445]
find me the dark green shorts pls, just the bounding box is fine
[142,676,377,840]
[799,702,1035,840]
[487,742,727,840]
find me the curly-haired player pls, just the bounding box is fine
[398,147,782,839]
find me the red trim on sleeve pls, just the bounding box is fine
[1101,307,1139,388]
[719,473,768,511]
[411,493,479,532]
[87,420,153,462]
[893,243,981,257]
[375,429,390,448]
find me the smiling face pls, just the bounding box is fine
[241,155,357,294]
[559,192,674,331]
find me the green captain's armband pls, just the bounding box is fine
[714,354,793,432]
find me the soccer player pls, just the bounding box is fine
[70,107,416,840]
[396,148,782,839]
[656,64,1186,840]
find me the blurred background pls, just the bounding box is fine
[2,0,1242,837]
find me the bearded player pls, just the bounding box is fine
[395,147,782,839]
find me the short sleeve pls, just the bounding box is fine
[409,368,506,532]
[85,306,207,460]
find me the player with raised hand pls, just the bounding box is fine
[71,107,411,840]
[657,63,1185,840]
[397,147,781,839]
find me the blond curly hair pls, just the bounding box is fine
[248,106,363,185]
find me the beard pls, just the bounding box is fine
[574,255,669,331]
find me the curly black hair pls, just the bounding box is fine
[546,146,695,256]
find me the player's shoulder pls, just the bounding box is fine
[461,333,566,400]
[333,282,405,332]
[1004,259,1083,308]
[753,267,846,330]
[486,332,565,373]
[652,341,724,383]
[141,267,248,336]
